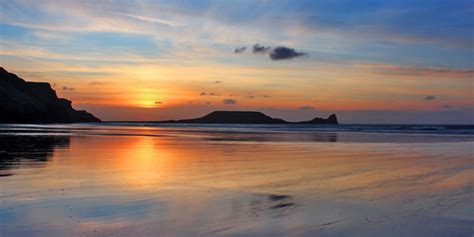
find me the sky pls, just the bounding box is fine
[0,0,473,123]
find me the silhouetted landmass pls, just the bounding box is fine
[298,114,338,124]
[0,67,100,123]
[168,111,286,124]
[161,111,338,124]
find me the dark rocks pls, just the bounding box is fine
[268,194,290,201]
[0,67,100,123]
[298,114,338,124]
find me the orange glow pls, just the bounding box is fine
[3,60,472,121]
[42,132,474,198]
[134,88,163,108]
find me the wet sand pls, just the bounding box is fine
[0,124,473,236]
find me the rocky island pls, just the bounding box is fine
[161,111,338,124]
[0,67,100,123]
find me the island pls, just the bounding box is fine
[0,67,100,123]
[160,111,338,124]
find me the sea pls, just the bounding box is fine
[0,123,473,236]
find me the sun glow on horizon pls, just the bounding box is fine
[132,88,164,108]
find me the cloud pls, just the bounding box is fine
[252,44,271,54]
[299,105,315,110]
[223,99,236,104]
[440,105,454,109]
[270,46,307,60]
[234,46,247,53]
[200,92,220,96]
[362,64,474,78]
[155,101,162,104]
[62,86,74,91]
[424,95,436,101]
[239,44,308,61]
[33,31,69,41]
[114,12,181,27]
[89,81,107,86]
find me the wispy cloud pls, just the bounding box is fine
[114,12,182,27]
[223,99,236,104]
[252,44,271,54]
[358,64,474,78]
[33,31,69,41]
[440,105,455,109]
[234,46,246,53]
[200,92,220,96]
[299,105,315,110]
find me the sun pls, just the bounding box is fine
[135,89,163,108]
[140,100,159,108]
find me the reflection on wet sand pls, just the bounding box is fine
[0,136,69,175]
[0,126,473,236]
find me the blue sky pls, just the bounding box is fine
[0,0,473,123]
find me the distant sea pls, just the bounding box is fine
[104,122,474,134]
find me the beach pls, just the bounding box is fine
[0,124,473,236]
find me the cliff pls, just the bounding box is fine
[161,111,338,124]
[0,67,100,123]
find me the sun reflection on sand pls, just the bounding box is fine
[0,128,473,236]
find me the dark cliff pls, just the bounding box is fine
[161,111,338,124]
[0,67,100,123]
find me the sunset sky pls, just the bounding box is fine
[0,0,472,123]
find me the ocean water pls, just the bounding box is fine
[0,123,473,236]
